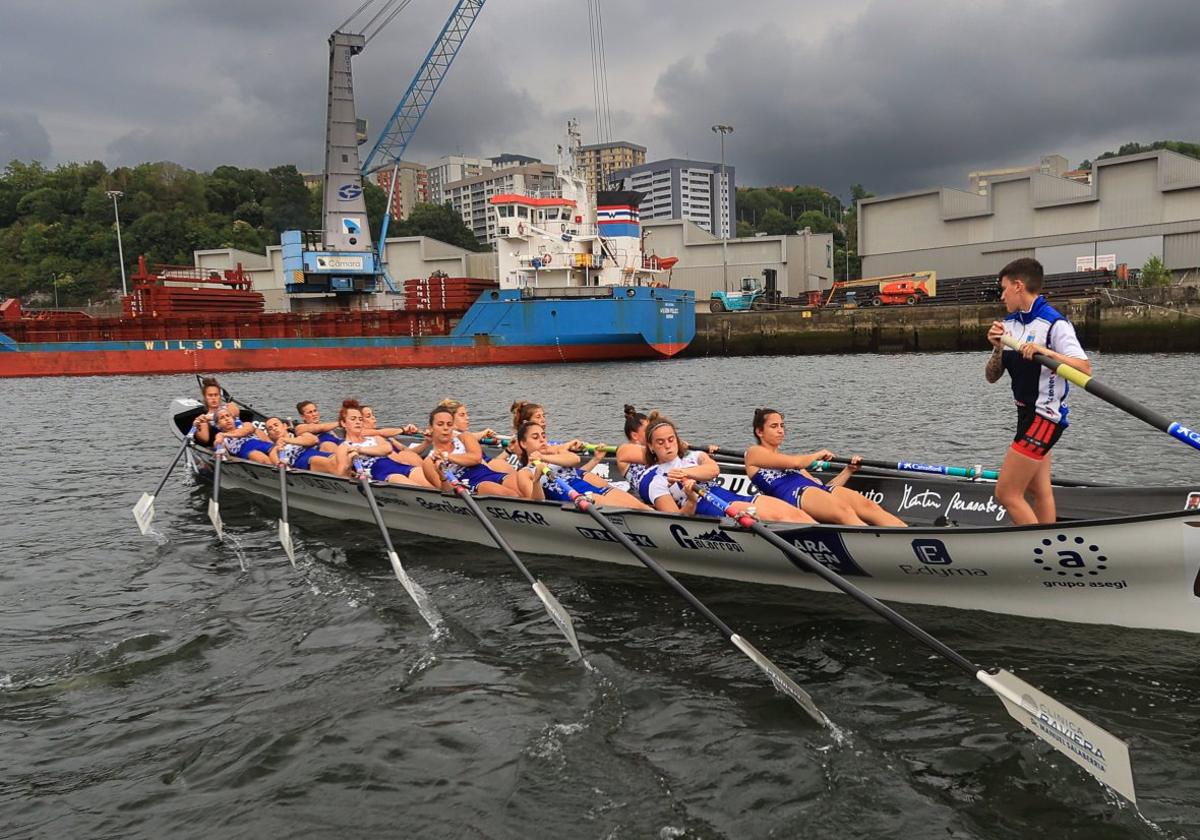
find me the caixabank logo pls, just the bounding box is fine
[1032,533,1127,591]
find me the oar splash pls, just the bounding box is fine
[693,483,1137,804]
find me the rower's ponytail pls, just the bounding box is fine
[623,404,647,440]
[510,400,543,433]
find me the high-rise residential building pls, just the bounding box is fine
[374,161,429,221]
[610,158,736,238]
[442,163,559,244]
[577,141,647,195]
[426,154,491,204]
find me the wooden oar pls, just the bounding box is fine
[1002,334,1200,453]
[436,465,582,658]
[533,462,835,730]
[277,463,296,567]
[132,429,195,534]
[695,485,1136,803]
[207,444,225,539]
[352,457,442,631]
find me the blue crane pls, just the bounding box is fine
[282,0,487,296]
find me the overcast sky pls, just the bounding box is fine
[2,0,1198,198]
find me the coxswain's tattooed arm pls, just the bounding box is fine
[985,347,1005,383]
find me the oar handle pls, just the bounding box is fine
[1000,334,1200,451]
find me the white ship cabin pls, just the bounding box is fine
[492,193,673,291]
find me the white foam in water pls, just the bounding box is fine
[223,533,249,572]
[526,720,588,763]
[0,674,12,691]
[658,827,687,840]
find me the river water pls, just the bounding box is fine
[3,353,1199,839]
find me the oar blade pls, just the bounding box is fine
[978,669,1135,804]
[731,634,838,735]
[278,520,296,567]
[532,580,583,658]
[387,550,442,631]
[132,493,155,535]
[207,498,224,540]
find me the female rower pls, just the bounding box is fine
[423,404,519,496]
[508,399,610,487]
[511,421,650,509]
[745,409,906,527]
[361,404,430,483]
[295,400,342,449]
[213,407,273,464]
[193,377,240,446]
[616,405,651,499]
[641,412,814,523]
[335,400,428,485]
[261,417,339,473]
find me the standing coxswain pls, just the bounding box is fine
[985,258,1091,525]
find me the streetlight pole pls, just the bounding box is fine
[52,272,58,308]
[105,190,128,296]
[711,124,733,293]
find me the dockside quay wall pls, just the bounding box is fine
[685,288,1200,356]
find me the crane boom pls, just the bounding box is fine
[360,0,487,175]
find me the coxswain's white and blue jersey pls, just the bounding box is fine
[1000,295,1086,425]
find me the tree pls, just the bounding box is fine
[395,202,486,251]
[758,208,795,236]
[795,210,836,235]
[1141,255,1172,287]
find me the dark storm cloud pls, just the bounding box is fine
[0,113,52,163]
[652,0,1200,194]
[3,0,1197,196]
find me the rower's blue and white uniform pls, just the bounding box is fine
[531,462,612,501]
[278,442,321,471]
[222,433,272,459]
[1000,295,1086,425]
[348,436,414,481]
[443,435,509,492]
[750,467,831,509]
[644,452,751,518]
[624,463,650,502]
[318,427,345,446]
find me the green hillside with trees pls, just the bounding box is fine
[0,160,484,305]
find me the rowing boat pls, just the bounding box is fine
[166,398,1200,633]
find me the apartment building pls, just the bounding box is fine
[610,158,736,237]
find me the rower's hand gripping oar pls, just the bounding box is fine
[352,457,442,631]
[208,443,225,539]
[533,462,835,731]
[695,484,1137,803]
[436,462,582,658]
[277,463,296,567]
[1002,333,1200,453]
[133,428,195,534]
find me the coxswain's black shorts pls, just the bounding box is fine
[1012,405,1064,461]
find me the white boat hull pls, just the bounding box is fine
[188,445,1200,635]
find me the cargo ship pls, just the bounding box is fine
[0,167,694,378]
